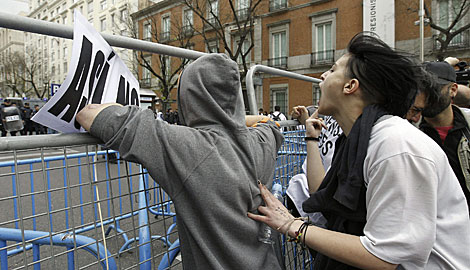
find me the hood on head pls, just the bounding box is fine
[177,53,246,130]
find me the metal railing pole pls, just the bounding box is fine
[0,133,102,151]
[245,65,322,115]
[0,12,206,60]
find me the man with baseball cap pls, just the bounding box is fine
[418,61,470,212]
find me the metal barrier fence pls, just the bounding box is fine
[0,11,321,270]
[0,128,308,270]
[0,135,179,269]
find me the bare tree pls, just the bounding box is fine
[182,0,263,81]
[18,46,50,99]
[406,0,470,60]
[127,9,195,112]
[1,51,26,97]
[425,0,470,60]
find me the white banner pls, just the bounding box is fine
[32,11,140,133]
[363,0,395,48]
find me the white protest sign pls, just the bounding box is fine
[32,11,140,133]
[363,0,395,48]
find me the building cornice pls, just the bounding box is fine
[131,0,183,20]
[309,8,338,18]
[266,19,291,28]
[29,1,47,17]
[47,0,63,10]
[262,0,332,19]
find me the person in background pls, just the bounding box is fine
[271,105,287,122]
[453,84,470,108]
[21,103,34,135]
[76,53,284,270]
[249,33,470,269]
[31,105,46,134]
[0,99,20,137]
[417,61,470,213]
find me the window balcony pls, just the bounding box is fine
[159,31,170,42]
[433,30,470,51]
[268,57,288,69]
[311,50,335,66]
[140,78,151,87]
[182,25,194,36]
[269,0,287,12]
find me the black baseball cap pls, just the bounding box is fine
[424,61,456,84]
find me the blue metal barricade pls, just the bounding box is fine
[0,143,178,269]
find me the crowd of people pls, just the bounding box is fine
[0,99,46,137]
[75,32,469,269]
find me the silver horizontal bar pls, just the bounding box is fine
[246,65,322,115]
[0,133,102,151]
[0,12,206,60]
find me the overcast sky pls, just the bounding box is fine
[3,0,29,15]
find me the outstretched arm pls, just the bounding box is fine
[76,103,123,131]
[248,183,398,270]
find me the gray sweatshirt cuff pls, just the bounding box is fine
[89,105,123,142]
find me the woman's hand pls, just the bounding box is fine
[305,112,326,138]
[247,183,294,234]
[291,106,309,125]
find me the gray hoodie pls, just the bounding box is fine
[90,53,284,269]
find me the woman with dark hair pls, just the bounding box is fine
[249,33,470,269]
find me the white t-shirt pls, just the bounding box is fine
[271,111,287,121]
[361,116,470,269]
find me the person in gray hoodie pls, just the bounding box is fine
[76,53,284,269]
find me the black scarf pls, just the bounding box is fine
[302,104,388,270]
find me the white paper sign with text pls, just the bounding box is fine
[32,11,140,133]
[363,0,395,48]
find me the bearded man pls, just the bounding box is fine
[418,61,470,213]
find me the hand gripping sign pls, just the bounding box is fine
[32,11,140,133]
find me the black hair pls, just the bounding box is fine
[345,32,420,117]
[274,105,280,111]
[416,68,446,107]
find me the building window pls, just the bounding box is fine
[313,22,333,63]
[120,9,128,22]
[161,16,170,41]
[100,18,106,31]
[207,0,218,24]
[269,0,287,12]
[269,31,287,68]
[270,87,288,115]
[235,38,251,64]
[144,23,152,41]
[163,56,171,80]
[88,1,93,14]
[237,0,249,20]
[206,40,219,53]
[311,9,336,66]
[312,85,321,106]
[100,0,107,10]
[63,46,67,59]
[182,9,193,35]
[142,66,151,87]
[438,0,466,46]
